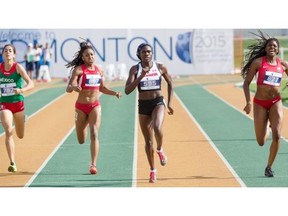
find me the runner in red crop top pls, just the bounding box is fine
[66,41,121,175]
[256,56,284,86]
[241,33,288,178]
[78,64,102,90]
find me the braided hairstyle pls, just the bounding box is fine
[65,41,94,71]
[241,30,280,79]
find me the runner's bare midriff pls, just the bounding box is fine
[255,85,281,100]
[77,89,100,104]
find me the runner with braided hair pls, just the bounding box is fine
[66,41,121,175]
[242,30,288,177]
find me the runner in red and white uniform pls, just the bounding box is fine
[242,31,288,177]
[66,41,121,175]
[253,56,284,109]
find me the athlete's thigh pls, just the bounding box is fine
[13,111,25,136]
[88,106,101,130]
[139,114,153,140]
[0,109,14,130]
[75,109,88,141]
[152,105,165,128]
[253,103,269,137]
[269,101,283,132]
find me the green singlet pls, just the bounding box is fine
[0,62,24,103]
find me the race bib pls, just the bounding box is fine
[0,83,16,96]
[85,74,101,87]
[263,71,282,86]
[140,78,161,90]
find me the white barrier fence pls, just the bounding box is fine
[105,63,128,81]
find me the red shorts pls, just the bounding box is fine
[75,101,101,115]
[253,95,281,109]
[0,101,25,114]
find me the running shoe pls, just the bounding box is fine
[265,167,274,177]
[90,165,97,175]
[8,163,17,173]
[156,149,167,166]
[149,170,157,183]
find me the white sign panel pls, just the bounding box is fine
[0,29,234,78]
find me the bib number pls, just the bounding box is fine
[0,83,16,96]
[140,80,160,90]
[263,71,282,86]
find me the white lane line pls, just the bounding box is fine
[0,93,67,137]
[174,92,247,187]
[25,126,75,187]
[132,92,138,187]
[205,85,288,145]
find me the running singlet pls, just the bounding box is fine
[256,57,284,86]
[0,62,24,103]
[78,64,102,90]
[135,61,162,92]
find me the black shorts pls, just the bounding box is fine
[138,96,165,115]
[26,61,34,71]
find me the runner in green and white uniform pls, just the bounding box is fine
[0,62,24,103]
[0,44,34,173]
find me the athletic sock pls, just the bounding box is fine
[156,148,163,153]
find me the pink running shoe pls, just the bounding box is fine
[156,150,167,166]
[90,165,98,175]
[149,170,157,183]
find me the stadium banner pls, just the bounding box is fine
[0,29,234,78]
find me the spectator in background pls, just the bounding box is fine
[33,42,42,79]
[42,42,52,69]
[24,43,35,79]
[37,43,52,82]
[0,52,3,63]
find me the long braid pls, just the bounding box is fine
[65,42,93,71]
[241,30,279,79]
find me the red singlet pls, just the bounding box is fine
[256,57,284,86]
[78,64,102,90]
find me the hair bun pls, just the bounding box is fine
[80,41,89,48]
